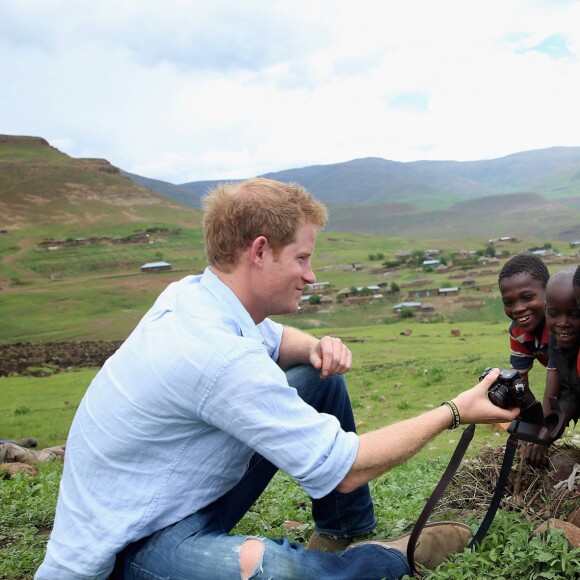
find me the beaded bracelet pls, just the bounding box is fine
[441,401,461,430]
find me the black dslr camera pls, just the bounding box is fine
[481,367,526,409]
[480,367,566,446]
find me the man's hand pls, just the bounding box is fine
[310,336,352,378]
[452,368,520,425]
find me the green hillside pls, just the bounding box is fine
[1,134,579,346]
[0,135,202,233]
[142,147,580,241]
[326,193,580,241]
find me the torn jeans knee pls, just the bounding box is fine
[239,536,265,580]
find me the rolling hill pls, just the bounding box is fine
[130,146,580,241]
[325,192,580,240]
[0,135,201,233]
[174,146,580,206]
[2,134,580,241]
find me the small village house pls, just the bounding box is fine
[140,261,172,273]
[393,301,422,313]
[422,259,440,267]
[406,288,437,299]
[395,250,412,261]
[438,287,459,297]
[306,281,330,292]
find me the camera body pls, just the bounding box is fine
[480,367,565,446]
[480,367,526,409]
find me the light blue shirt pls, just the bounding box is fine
[36,268,359,579]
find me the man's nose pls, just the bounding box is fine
[303,267,316,284]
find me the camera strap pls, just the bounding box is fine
[406,425,519,574]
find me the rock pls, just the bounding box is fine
[283,520,302,531]
[1,462,39,478]
[566,507,580,528]
[550,450,579,481]
[0,437,37,448]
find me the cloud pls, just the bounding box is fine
[1,0,580,183]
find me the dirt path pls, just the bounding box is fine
[1,236,36,285]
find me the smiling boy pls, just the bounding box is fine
[498,255,551,393]
[573,265,580,379]
[544,267,580,428]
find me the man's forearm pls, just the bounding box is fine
[336,405,451,493]
[542,369,560,413]
[277,326,318,370]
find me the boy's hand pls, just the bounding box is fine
[523,442,548,467]
[310,336,352,378]
[452,368,521,425]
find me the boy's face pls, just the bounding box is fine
[499,273,546,333]
[545,281,580,349]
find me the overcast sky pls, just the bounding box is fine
[1,0,579,184]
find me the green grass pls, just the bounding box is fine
[3,460,579,579]
[0,370,96,446]
[0,463,62,578]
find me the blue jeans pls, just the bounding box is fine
[113,365,411,579]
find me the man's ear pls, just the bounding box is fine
[250,236,269,266]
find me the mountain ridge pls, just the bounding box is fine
[175,146,580,206]
[2,134,580,241]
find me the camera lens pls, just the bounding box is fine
[487,384,510,409]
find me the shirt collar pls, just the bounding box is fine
[200,267,265,342]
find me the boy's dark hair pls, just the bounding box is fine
[498,254,550,288]
[573,265,580,288]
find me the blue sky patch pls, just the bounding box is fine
[518,34,574,59]
[389,92,430,111]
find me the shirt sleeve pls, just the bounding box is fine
[509,332,535,372]
[547,334,580,421]
[200,349,358,499]
[257,318,284,361]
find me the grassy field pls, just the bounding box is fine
[2,220,580,578]
[2,336,579,579]
[2,220,576,344]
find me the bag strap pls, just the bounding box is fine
[468,433,518,548]
[406,426,518,573]
[406,424,475,572]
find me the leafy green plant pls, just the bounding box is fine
[0,463,61,578]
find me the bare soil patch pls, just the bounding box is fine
[0,341,123,376]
